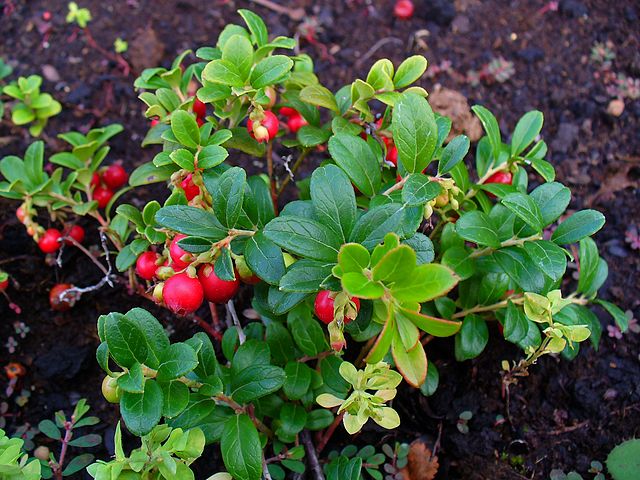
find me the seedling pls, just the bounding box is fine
[0,428,40,479]
[37,398,101,479]
[113,37,128,53]
[2,75,61,136]
[457,411,473,434]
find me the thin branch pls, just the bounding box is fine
[227,299,246,344]
[354,37,403,69]
[301,430,326,480]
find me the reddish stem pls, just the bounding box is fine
[316,412,344,454]
[52,421,74,480]
[82,28,131,76]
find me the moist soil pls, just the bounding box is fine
[1,0,639,478]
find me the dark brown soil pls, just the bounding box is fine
[1,0,639,478]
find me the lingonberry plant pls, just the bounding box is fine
[0,9,629,480]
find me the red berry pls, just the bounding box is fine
[387,146,398,167]
[196,117,205,127]
[197,264,240,304]
[485,171,513,185]
[485,171,513,199]
[42,11,52,21]
[64,225,85,245]
[49,283,78,312]
[136,251,160,280]
[169,234,193,269]
[287,113,308,134]
[314,291,360,325]
[0,277,8,292]
[247,111,279,143]
[102,165,128,189]
[163,273,204,315]
[93,186,114,209]
[150,118,159,127]
[279,106,297,117]
[16,206,26,223]
[90,172,101,188]
[193,98,206,118]
[180,174,200,201]
[239,271,260,285]
[38,229,62,254]
[394,0,415,20]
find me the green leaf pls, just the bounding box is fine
[577,237,600,295]
[245,233,286,285]
[121,379,163,436]
[419,361,439,396]
[391,264,458,302]
[210,167,246,228]
[266,322,296,364]
[402,233,434,264]
[198,145,228,169]
[280,259,335,293]
[595,299,628,332]
[222,34,254,81]
[38,419,61,440]
[171,110,200,148]
[297,125,331,147]
[310,164,357,242]
[288,306,328,356]
[306,409,335,430]
[155,205,227,240]
[263,216,340,262]
[472,105,501,160]
[62,454,94,476]
[238,9,268,46]
[530,158,555,182]
[328,133,381,197]
[250,55,293,88]
[349,203,406,250]
[231,365,286,403]
[68,434,101,447]
[493,246,548,294]
[202,59,245,87]
[104,313,149,368]
[501,193,544,231]
[522,240,567,283]
[117,362,145,393]
[157,342,198,381]
[283,362,313,400]
[393,55,428,88]
[392,93,438,173]
[503,301,528,343]
[391,333,427,387]
[277,403,307,441]
[161,381,190,418]
[455,210,501,248]
[401,173,441,206]
[455,314,489,361]
[300,84,340,113]
[221,414,263,480]
[530,182,571,226]
[511,110,543,157]
[397,306,461,337]
[552,210,606,245]
[438,135,470,175]
[342,272,385,299]
[128,162,177,186]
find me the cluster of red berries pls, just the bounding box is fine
[279,106,308,134]
[135,234,252,316]
[91,164,128,209]
[31,224,84,254]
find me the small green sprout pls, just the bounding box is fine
[114,38,128,54]
[316,361,402,434]
[2,75,61,136]
[66,2,92,28]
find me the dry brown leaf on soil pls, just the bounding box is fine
[398,440,440,480]
[428,87,483,143]
[585,160,640,207]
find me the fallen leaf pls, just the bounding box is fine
[428,87,483,142]
[399,440,439,480]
